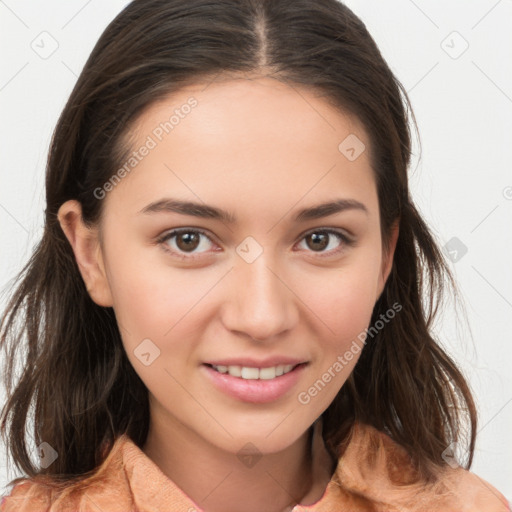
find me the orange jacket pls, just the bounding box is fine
[1,421,510,511]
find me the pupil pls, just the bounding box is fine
[178,233,199,251]
[309,232,327,251]
[175,232,330,253]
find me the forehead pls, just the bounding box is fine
[104,76,378,226]
[131,76,367,152]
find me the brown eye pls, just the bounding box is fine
[157,228,216,258]
[175,232,201,252]
[297,229,353,256]
[305,232,329,251]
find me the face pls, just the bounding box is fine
[60,76,398,456]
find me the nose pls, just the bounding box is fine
[221,253,298,343]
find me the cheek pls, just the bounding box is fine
[104,234,196,328]
[104,248,226,385]
[292,253,380,397]
[298,260,379,342]
[294,276,376,416]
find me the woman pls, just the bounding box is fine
[1,0,509,510]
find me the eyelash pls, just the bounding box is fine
[156,227,355,260]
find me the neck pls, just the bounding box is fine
[142,412,334,512]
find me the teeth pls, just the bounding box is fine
[211,364,297,379]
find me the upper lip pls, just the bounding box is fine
[204,356,308,368]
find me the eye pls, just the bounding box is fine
[156,227,355,260]
[156,228,217,259]
[295,229,354,257]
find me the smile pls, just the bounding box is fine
[201,362,308,403]
[208,363,298,380]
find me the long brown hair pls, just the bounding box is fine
[1,0,476,491]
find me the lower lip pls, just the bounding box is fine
[201,363,308,404]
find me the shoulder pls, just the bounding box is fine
[333,422,510,512]
[1,435,135,512]
[437,466,511,512]
[1,479,53,512]
[1,473,134,512]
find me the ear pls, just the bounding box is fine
[57,200,113,307]
[376,218,399,301]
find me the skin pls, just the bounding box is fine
[58,75,399,512]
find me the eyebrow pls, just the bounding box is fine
[138,197,368,223]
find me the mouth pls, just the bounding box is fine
[201,362,309,403]
[204,362,306,380]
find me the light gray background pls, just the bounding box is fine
[1,0,511,503]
